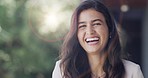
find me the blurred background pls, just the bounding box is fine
[0,0,147,78]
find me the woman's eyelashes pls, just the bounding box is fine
[78,24,86,29]
[92,22,101,26]
[78,23,101,29]
[78,21,102,29]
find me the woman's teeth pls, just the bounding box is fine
[85,37,99,43]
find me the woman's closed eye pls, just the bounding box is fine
[78,25,86,29]
[92,23,101,26]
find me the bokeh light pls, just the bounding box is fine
[26,0,79,42]
[121,4,129,12]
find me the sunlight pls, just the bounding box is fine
[26,0,73,40]
[39,12,60,34]
[38,2,63,35]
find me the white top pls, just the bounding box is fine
[52,60,144,78]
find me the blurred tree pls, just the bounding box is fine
[0,0,80,78]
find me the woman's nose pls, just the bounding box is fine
[86,25,95,35]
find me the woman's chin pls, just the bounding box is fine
[86,51,99,55]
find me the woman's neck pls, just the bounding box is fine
[87,52,107,77]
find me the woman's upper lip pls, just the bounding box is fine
[85,36,99,39]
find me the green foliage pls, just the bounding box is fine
[0,0,79,78]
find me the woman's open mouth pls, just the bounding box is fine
[85,37,99,45]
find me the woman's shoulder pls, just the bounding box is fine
[122,59,140,69]
[122,59,144,78]
[55,60,61,65]
[52,60,62,78]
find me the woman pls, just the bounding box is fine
[52,0,144,78]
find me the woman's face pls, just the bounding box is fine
[77,9,109,54]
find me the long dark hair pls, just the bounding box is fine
[60,0,125,78]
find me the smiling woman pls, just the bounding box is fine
[77,9,109,55]
[52,0,144,78]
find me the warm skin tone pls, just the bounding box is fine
[77,9,109,77]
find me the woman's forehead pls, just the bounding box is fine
[78,9,105,22]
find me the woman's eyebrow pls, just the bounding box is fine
[78,19,103,24]
[92,19,103,23]
[78,21,86,24]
